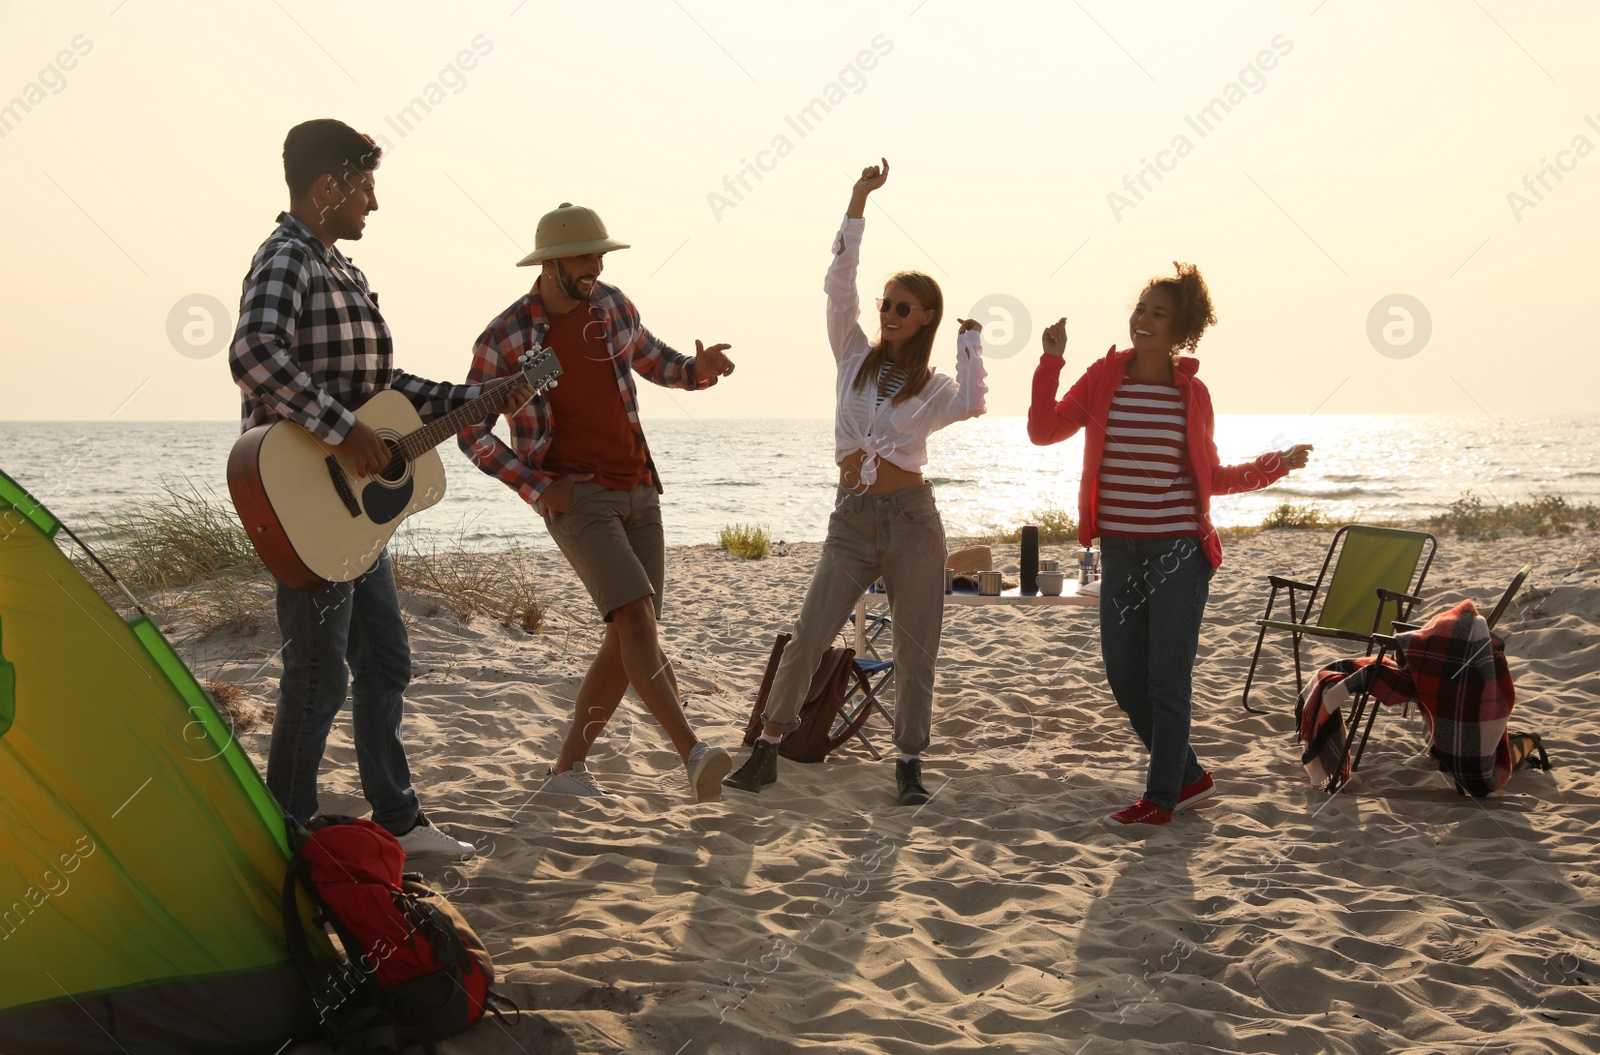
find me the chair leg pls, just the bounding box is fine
[1349,690,1385,774]
[1291,632,1306,704]
[1241,624,1270,713]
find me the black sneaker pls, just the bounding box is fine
[724,740,779,793]
[896,758,930,806]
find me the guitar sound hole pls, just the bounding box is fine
[378,440,406,483]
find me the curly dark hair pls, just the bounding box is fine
[1142,261,1216,353]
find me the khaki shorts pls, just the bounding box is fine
[545,482,664,621]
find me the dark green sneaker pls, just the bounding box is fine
[896,758,930,806]
[724,740,779,793]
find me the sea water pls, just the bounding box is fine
[2,416,1596,552]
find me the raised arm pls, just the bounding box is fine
[825,159,890,360]
[1190,383,1312,494]
[1027,317,1094,445]
[615,293,723,391]
[927,320,988,429]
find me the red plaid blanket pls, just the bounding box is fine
[1298,600,1516,795]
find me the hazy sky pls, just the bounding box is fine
[1,1,1595,426]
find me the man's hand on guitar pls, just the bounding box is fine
[493,381,537,415]
[541,472,595,516]
[341,421,394,478]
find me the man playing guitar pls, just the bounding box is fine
[230,119,529,857]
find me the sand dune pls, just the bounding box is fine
[171,527,1600,1054]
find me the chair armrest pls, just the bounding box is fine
[1268,576,1315,591]
[1376,589,1422,606]
[1391,621,1420,633]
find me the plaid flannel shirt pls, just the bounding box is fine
[456,281,713,515]
[230,212,477,441]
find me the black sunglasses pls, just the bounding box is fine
[875,297,921,319]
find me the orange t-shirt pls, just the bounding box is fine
[541,304,653,491]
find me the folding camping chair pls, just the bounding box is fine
[836,586,897,759]
[1241,525,1437,713]
[1337,564,1532,781]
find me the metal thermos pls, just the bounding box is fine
[1021,525,1039,594]
[1079,547,1096,584]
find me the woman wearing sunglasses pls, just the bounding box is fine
[725,158,987,805]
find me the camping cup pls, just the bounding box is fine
[944,567,954,594]
[1039,559,1060,573]
[1037,570,1065,596]
[976,571,1003,596]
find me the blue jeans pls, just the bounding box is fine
[1098,536,1212,809]
[266,552,419,833]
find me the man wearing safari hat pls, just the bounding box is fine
[458,203,736,803]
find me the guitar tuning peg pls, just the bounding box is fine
[548,379,558,388]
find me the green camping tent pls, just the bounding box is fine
[0,469,320,1053]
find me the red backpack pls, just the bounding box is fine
[280,816,515,1053]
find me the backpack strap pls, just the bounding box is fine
[482,990,523,1025]
[744,633,791,745]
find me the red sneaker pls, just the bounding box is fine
[1108,799,1173,826]
[1176,771,1215,813]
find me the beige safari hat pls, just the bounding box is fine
[516,202,630,266]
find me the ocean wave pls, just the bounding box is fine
[1269,487,1398,500]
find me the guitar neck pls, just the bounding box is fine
[395,373,523,463]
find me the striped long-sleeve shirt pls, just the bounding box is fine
[1096,379,1201,536]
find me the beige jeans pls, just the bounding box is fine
[762,485,947,755]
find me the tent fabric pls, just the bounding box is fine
[0,469,321,1053]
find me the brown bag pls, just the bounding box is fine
[743,633,878,763]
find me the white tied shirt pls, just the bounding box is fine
[826,216,987,486]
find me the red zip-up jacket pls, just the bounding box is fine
[1028,346,1288,568]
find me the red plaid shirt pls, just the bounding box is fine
[456,282,714,515]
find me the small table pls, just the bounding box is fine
[853,582,1098,653]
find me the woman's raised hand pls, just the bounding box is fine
[956,317,982,334]
[847,158,889,218]
[1279,443,1314,471]
[855,158,889,194]
[1042,317,1068,358]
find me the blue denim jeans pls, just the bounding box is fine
[266,552,419,833]
[1098,536,1212,809]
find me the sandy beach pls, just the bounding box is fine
[165,525,1600,1054]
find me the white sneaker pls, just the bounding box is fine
[542,761,611,797]
[687,742,732,803]
[395,815,476,860]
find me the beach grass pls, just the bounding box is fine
[393,542,548,632]
[1431,492,1600,540]
[204,676,267,735]
[93,478,258,591]
[1000,507,1078,545]
[1260,501,1332,530]
[719,522,771,560]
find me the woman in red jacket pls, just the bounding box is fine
[1028,263,1312,826]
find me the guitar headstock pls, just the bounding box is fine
[517,345,563,393]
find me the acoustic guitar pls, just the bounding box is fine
[228,348,560,590]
